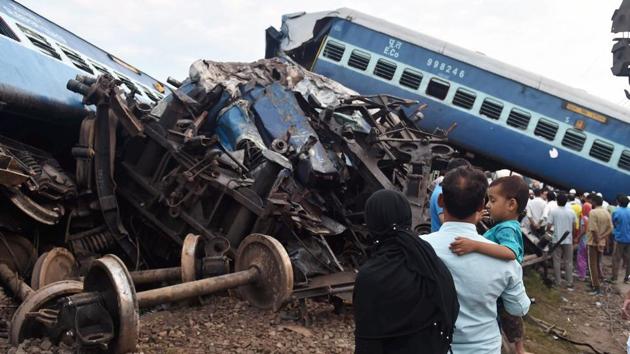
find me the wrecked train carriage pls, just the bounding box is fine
[67,58,454,296]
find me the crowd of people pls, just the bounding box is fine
[522,184,630,295]
[352,160,630,354]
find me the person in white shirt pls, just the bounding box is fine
[422,166,530,354]
[597,192,610,209]
[568,189,582,206]
[542,190,558,226]
[546,192,577,288]
[524,188,547,237]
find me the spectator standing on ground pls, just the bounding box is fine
[523,189,547,237]
[422,167,530,354]
[568,189,582,206]
[542,190,557,229]
[598,193,610,209]
[449,175,530,354]
[429,158,471,232]
[567,189,582,232]
[611,194,630,283]
[354,190,459,354]
[575,203,592,282]
[587,195,613,295]
[546,192,576,289]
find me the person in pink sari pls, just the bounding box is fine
[576,202,592,281]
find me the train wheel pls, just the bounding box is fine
[235,234,293,311]
[83,254,139,354]
[9,280,83,345]
[30,247,79,290]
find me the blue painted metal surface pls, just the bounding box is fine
[313,59,628,199]
[215,103,265,151]
[321,18,626,144]
[0,36,88,120]
[264,14,630,199]
[246,83,340,183]
[0,0,160,89]
[0,0,165,122]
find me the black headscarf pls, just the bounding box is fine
[354,189,459,348]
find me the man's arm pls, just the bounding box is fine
[528,216,538,230]
[545,211,554,233]
[501,265,531,317]
[449,238,516,260]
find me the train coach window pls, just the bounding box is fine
[140,85,159,102]
[57,44,93,74]
[619,150,630,171]
[348,49,370,71]
[0,16,19,41]
[506,108,531,130]
[479,98,503,120]
[561,128,586,151]
[89,60,111,76]
[374,59,397,80]
[426,78,450,100]
[16,24,61,60]
[399,69,423,90]
[534,118,559,141]
[114,72,138,92]
[452,88,476,109]
[322,40,345,62]
[589,139,614,162]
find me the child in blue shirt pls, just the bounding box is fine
[449,175,528,354]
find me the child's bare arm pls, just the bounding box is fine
[449,237,516,261]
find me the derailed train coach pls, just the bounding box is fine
[63,58,455,296]
[0,0,455,308]
[265,8,630,201]
[0,51,455,300]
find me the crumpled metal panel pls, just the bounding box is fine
[247,83,339,184]
[215,100,265,151]
[187,58,358,108]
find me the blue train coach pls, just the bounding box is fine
[0,0,166,124]
[266,8,630,200]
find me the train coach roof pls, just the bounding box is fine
[278,8,630,124]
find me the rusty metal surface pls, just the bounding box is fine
[129,266,181,285]
[136,267,258,308]
[83,254,139,354]
[0,263,33,300]
[57,58,453,297]
[30,247,79,290]
[235,234,294,311]
[9,280,84,345]
[180,233,202,283]
[0,234,36,277]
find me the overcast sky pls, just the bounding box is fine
[18,0,630,108]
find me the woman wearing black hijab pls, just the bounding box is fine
[354,189,459,354]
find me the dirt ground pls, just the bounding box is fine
[2,256,630,353]
[522,268,629,354]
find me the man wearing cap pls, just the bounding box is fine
[567,189,582,232]
[597,193,610,210]
[568,189,582,206]
[523,188,547,237]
